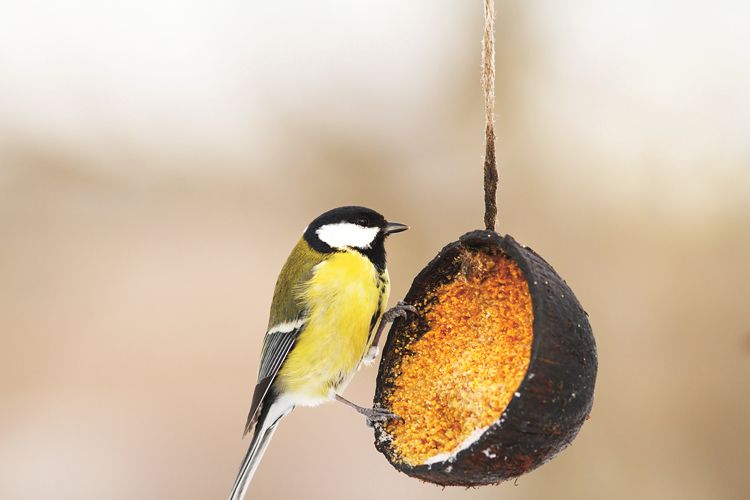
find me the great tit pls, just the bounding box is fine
[228,206,411,500]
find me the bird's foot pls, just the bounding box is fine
[335,394,400,427]
[382,301,418,323]
[360,406,401,428]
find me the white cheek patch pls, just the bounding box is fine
[316,222,379,249]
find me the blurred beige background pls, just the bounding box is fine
[1,1,749,499]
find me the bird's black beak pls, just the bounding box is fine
[384,221,409,235]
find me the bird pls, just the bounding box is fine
[228,206,413,500]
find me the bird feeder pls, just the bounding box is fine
[372,230,596,485]
[370,0,597,486]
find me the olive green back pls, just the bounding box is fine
[267,238,327,328]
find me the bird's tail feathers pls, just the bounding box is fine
[228,399,292,500]
[228,423,277,500]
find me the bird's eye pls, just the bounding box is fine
[356,217,369,226]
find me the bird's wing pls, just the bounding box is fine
[243,238,324,435]
[243,319,305,435]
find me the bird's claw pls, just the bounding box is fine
[361,407,401,428]
[382,301,418,323]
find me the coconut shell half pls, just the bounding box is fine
[373,230,597,486]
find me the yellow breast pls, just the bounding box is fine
[277,250,389,402]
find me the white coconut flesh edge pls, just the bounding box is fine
[421,387,523,466]
[378,417,503,467]
[378,381,534,467]
[422,425,491,466]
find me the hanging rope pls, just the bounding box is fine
[482,0,498,232]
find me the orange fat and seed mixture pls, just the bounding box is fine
[385,249,534,466]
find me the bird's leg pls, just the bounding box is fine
[375,301,418,346]
[364,301,418,363]
[334,394,400,427]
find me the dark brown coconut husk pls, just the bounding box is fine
[373,230,597,486]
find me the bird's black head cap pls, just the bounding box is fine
[303,206,407,271]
